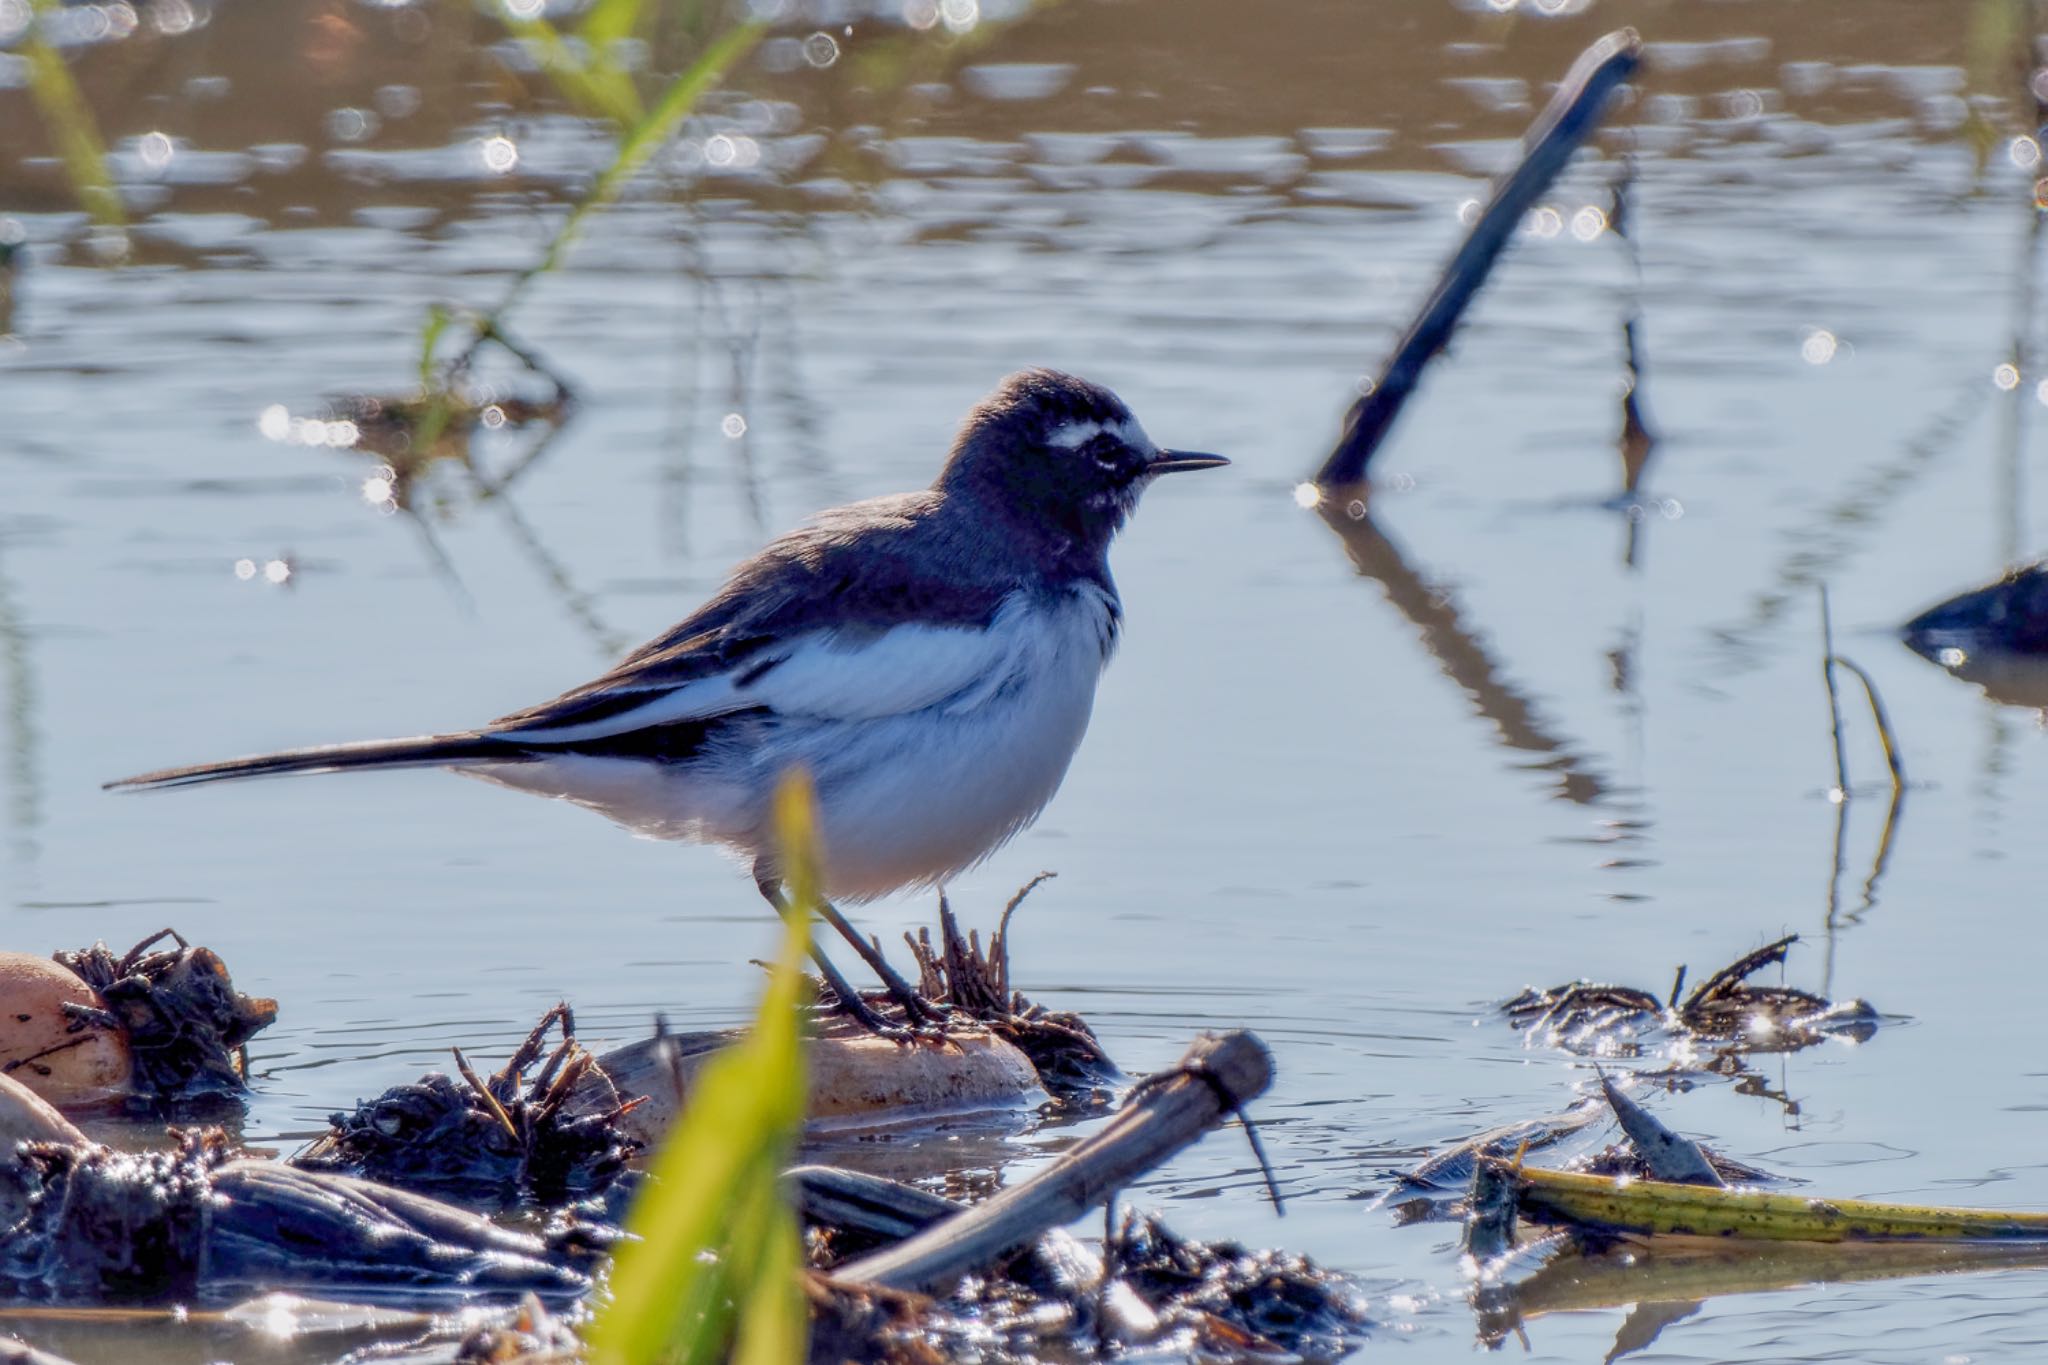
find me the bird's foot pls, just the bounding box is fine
[876,972,950,1031]
[812,983,954,1043]
[820,986,914,1041]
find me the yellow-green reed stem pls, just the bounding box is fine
[583,768,815,1365]
[20,0,124,233]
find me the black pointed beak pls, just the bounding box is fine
[1146,449,1230,475]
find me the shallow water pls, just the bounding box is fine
[5,0,2048,1359]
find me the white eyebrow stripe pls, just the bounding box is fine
[1047,416,1142,449]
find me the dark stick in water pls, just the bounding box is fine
[1316,28,1643,489]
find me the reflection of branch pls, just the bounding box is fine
[473,477,631,660]
[1316,29,1642,487]
[403,510,474,616]
[1706,367,1982,671]
[1817,587,1910,991]
[1479,1234,2048,1352]
[1318,502,1607,805]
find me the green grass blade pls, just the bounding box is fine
[499,18,762,315]
[584,769,815,1365]
[490,1,645,126]
[579,0,653,52]
[21,0,124,232]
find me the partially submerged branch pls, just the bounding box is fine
[836,1030,1274,1295]
[1316,29,1643,488]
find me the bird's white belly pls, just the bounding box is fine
[461,586,1116,901]
[799,644,1101,899]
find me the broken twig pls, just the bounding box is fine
[835,1031,1274,1294]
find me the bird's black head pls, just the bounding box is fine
[937,369,1226,566]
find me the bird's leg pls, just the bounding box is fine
[812,898,946,1029]
[752,863,942,1031]
[752,870,900,1036]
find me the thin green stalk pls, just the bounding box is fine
[492,1,644,126]
[584,770,814,1365]
[20,0,124,232]
[521,20,764,296]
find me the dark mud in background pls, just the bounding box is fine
[5,1,2048,1359]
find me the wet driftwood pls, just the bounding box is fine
[834,1030,1274,1295]
[0,1127,602,1304]
[802,1033,1364,1363]
[0,1075,87,1154]
[592,1019,1046,1145]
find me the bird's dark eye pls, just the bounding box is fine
[1086,436,1124,471]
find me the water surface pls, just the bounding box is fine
[5,1,2048,1360]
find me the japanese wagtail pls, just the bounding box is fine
[109,369,1228,1031]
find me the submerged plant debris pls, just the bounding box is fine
[308,319,577,516]
[1501,934,1878,1058]
[294,1004,642,1210]
[0,1128,601,1305]
[806,1207,1372,1365]
[902,878,1120,1100]
[20,930,279,1104]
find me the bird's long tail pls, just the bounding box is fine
[105,733,529,792]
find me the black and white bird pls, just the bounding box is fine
[109,369,1226,1029]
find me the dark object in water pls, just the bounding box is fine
[1109,1210,1372,1360]
[1903,561,2048,656]
[903,879,1120,1100]
[1901,564,2048,706]
[293,1005,641,1209]
[0,1129,594,1304]
[51,931,277,1103]
[1502,934,1879,1057]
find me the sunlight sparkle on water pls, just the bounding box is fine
[721,412,747,438]
[233,559,256,581]
[1938,647,1968,668]
[138,131,175,172]
[258,404,291,441]
[1995,363,2021,391]
[149,0,195,34]
[2013,137,2043,171]
[478,136,519,174]
[1801,329,1838,365]
[1569,206,1606,241]
[362,470,398,512]
[1527,206,1562,238]
[1293,482,1322,510]
[901,0,938,30]
[939,0,978,33]
[803,31,840,67]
